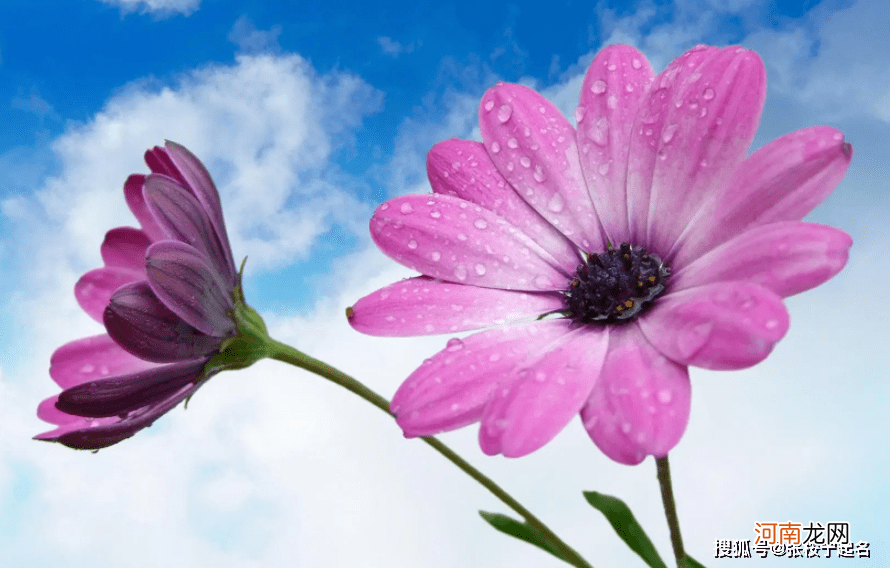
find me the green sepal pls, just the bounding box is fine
[478,511,575,566]
[681,556,706,568]
[583,491,668,568]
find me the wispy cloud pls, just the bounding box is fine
[11,87,60,122]
[377,36,419,57]
[228,16,283,54]
[96,0,200,17]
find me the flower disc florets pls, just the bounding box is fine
[564,243,670,324]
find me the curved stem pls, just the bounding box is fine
[656,455,685,567]
[268,338,592,568]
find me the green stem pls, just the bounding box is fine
[656,455,685,567]
[268,338,592,568]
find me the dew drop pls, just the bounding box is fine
[620,422,632,434]
[457,232,468,241]
[446,337,465,352]
[607,95,618,109]
[430,210,442,219]
[379,203,390,211]
[489,353,501,362]
[491,141,501,154]
[703,87,715,100]
[574,105,586,123]
[535,371,547,382]
[533,166,546,182]
[661,123,679,144]
[625,83,634,92]
[519,156,531,168]
[80,364,95,374]
[632,58,642,69]
[546,193,565,213]
[484,99,494,111]
[400,202,414,214]
[657,389,673,404]
[474,219,488,230]
[589,117,609,146]
[407,239,418,250]
[591,79,607,94]
[474,263,487,276]
[597,162,610,176]
[497,104,513,123]
[533,275,551,289]
[765,319,779,330]
[507,137,519,149]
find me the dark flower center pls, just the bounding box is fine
[562,242,670,324]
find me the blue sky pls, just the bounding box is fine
[1,0,888,566]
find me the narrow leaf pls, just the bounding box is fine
[479,511,574,565]
[583,491,668,568]
[681,555,707,568]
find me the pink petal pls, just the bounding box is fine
[580,324,690,465]
[672,127,853,266]
[145,241,236,337]
[164,141,237,281]
[124,174,166,242]
[479,83,606,253]
[144,146,187,185]
[50,334,158,389]
[576,44,654,244]
[100,227,151,271]
[638,281,789,370]
[348,276,565,336]
[75,266,144,322]
[37,395,81,426]
[370,194,569,291]
[643,46,765,256]
[672,221,852,298]
[392,320,574,437]
[143,174,233,284]
[479,324,609,457]
[428,139,581,268]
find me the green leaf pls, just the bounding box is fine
[583,491,668,568]
[681,555,707,568]
[479,511,575,565]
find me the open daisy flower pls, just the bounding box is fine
[348,44,852,464]
[36,142,267,450]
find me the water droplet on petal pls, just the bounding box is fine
[430,210,441,219]
[474,219,488,229]
[490,141,501,154]
[454,265,468,281]
[400,202,414,214]
[657,389,673,404]
[497,104,512,123]
[457,232,468,241]
[407,239,418,250]
[574,105,586,123]
[703,87,715,100]
[533,166,546,182]
[546,193,564,213]
[379,203,390,211]
[765,319,779,330]
[661,124,678,144]
[535,371,547,382]
[632,58,642,69]
[474,263,487,276]
[519,156,531,168]
[507,137,519,149]
[446,337,465,352]
[533,275,552,289]
[484,99,495,111]
[597,162,610,176]
[620,422,632,434]
[591,79,607,94]
[80,364,95,374]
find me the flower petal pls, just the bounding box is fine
[479,324,609,457]
[576,44,654,244]
[428,139,581,268]
[100,227,152,271]
[371,194,569,291]
[164,141,237,281]
[145,241,236,337]
[627,46,766,254]
[50,334,158,389]
[103,281,221,363]
[639,281,789,370]
[580,324,690,465]
[672,127,853,266]
[479,83,606,253]
[348,276,565,336]
[143,174,233,286]
[392,320,574,437]
[672,221,852,298]
[55,360,206,418]
[124,174,166,242]
[75,266,144,322]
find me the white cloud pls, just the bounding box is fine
[11,87,60,122]
[228,15,282,54]
[97,0,200,17]
[377,36,419,57]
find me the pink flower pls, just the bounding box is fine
[36,142,255,450]
[348,45,852,464]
